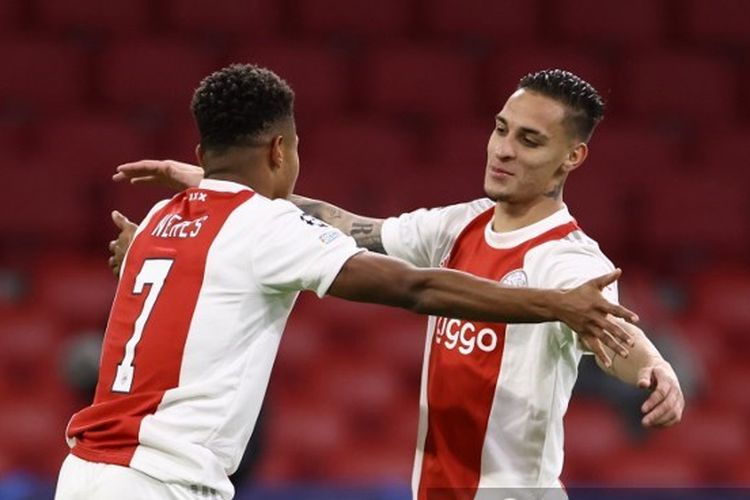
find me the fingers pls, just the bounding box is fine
[116,160,167,176]
[642,387,677,427]
[641,367,684,427]
[595,318,631,356]
[591,268,622,290]
[605,302,639,324]
[111,210,131,230]
[637,366,653,390]
[588,338,612,368]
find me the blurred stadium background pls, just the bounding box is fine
[1,0,749,497]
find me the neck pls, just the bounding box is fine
[491,196,564,232]
[202,150,276,198]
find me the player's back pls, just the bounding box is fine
[64,178,360,497]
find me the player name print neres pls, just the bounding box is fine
[151,213,209,239]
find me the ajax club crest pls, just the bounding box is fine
[500,269,528,288]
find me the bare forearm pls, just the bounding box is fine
[411,268,559,323]
[289,194,385,253]
[330,253,558,323]
[596,324,664,384]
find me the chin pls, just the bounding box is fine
[484,184,508,203]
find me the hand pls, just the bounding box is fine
[557,269,638,367]
[113,159,205,190]
[638,361,684,427]
[108,210,138,277]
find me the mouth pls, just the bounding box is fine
[488,165,514,180]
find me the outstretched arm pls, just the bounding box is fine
[587,321,684,427]
[289,195,386,253]
[329,251,639,366]
[114,160,389,253]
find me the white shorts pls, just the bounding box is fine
[55,454,228,500]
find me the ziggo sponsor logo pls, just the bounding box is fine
[433,317,499,355]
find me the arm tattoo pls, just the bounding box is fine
[350,222,385,254]
[290,194,386,253]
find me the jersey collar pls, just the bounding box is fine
[198,179,253,193]
[484,205,575,249]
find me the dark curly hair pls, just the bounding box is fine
[191,63,295,152]
[518,69,604,141]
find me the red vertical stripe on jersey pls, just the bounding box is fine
[67,187,253,466]
[417,208,578,499]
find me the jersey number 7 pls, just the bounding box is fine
[112,258,175,393]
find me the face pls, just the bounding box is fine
[484,89,586,205]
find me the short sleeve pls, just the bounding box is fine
[381,198,493,268]
[251,199,365,297]
[527,235,620,353]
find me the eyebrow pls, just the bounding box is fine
[495,115,549,141]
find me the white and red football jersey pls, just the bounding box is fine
[382,200,618,499]
[65,179,362,498]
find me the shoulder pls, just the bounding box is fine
[525,229,616,286]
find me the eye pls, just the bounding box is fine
[521,136,540,147]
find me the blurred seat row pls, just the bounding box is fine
[4,0,750,47]
[2,38,748,124]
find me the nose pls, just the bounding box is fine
[492,135,515,160]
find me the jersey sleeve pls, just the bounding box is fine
[528,235,620,354]
[381,198,494,267]
[251,199,365,298]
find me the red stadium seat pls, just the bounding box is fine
[431,120,491,168]
[563,155,630,260]
[228,43,352,119]
[99,38,218,119]
[0,158,90,246]
[32,254,117,328]
[584,124,684,192]
[622,51,739,125]
[35,0,151,36]
[694,126,750,186]
[294,0,413,38]
[562,398,631,481]
[690,266,750,340]
[640,176,748,260]
[595,446,705,486]
[361,45,480,121]
[484,48,614,110]
[0,400,70,476]
[0,1,22,33]
[424,0,540,41]
[553,0,666,47]
[36,113,152,178]
[649,408,748,478]
[685,0,750,46]
[0,38,88,113]
[163,0,280,39]
[295,118,421,213]
[0,308,65,398]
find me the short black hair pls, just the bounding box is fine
[518,69,604,141]
[191,63,295,152]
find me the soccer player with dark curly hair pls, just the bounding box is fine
[54,64,638,500]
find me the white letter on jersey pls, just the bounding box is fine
[112,258,174,393]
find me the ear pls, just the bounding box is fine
[195,144,205,166]
[269,135,284,170]
[562,142,588,174]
